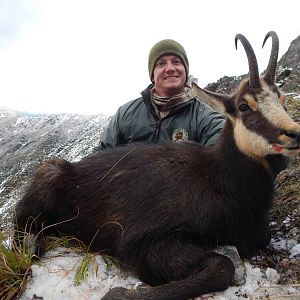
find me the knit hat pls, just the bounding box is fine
[148,39,189,81]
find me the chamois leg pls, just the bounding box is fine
[102,241,235,300]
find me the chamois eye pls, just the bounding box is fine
[239,103,250,112]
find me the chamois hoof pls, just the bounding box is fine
[22,234,47,257]
[33,235,47,257]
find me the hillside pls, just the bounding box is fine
[0,112,108,227]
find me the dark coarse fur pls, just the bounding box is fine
[15,32,294,300]
[14,122,274,299]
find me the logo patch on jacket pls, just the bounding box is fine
[172,128,189,141]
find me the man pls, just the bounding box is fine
[95,39,225,150]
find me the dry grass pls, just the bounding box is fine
[285,95,300,122]
[0,231,33,300]
[0,229,120,299]
[267,161,300,285]
[252,157,300,284]
[72,229,120,286]
[250,96,300,285]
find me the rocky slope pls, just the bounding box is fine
[205,35,300,94]
[0,111,108,227]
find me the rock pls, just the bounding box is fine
[214,245,246,286]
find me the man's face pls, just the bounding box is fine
[152,55,186,97]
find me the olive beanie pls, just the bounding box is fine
[148,39,189,81]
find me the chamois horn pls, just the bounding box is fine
[235,34,260,89]
[262,31,279,84]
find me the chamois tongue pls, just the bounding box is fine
[272,144,283,152]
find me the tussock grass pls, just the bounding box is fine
[74,253,95,286]
[74,252,120,286]
[0,230,33,300]
[102,255,120,271]
[0,230,121,297]
[73,229,120,286]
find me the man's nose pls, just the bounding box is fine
[165,62,176,72]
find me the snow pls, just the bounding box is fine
[19,244,300,300]
[270,237,298,252]
[290,243,300,258]
[20,248,142,300]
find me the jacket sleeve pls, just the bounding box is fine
[197,102,226,146]
[93,108,123,151]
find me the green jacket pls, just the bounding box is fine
[96,84,225,150]
[94,84,289,177]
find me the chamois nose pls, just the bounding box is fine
[284,130,300,144]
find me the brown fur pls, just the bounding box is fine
[14,33,300,300]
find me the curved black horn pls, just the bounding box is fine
[262,31,279,84]
[235,34,261,89]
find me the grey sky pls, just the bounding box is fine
[0,0,299,116]
[0,0,38,46]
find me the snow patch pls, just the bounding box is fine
[20,248,142,300]
[290,243,300,258]
[20,248,295,300]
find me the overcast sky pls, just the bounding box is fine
[0,0,299,116]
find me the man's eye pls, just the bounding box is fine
[156,61,164,67]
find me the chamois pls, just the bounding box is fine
[15,32,300,300]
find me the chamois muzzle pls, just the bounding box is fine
[274,130,300,153]
[262,31,279,84]
[235,34,260,90]
[284,130,300,149]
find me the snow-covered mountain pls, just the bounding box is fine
[0,111,108,227]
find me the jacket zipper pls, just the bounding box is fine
[154,119,161,143]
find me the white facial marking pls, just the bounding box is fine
[234,119,271,157]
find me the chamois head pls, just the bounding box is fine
[194,31,300,158]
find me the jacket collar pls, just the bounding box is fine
[141,84,196,118]
[141,84,156,115]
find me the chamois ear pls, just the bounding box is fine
[192,82,236,117]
